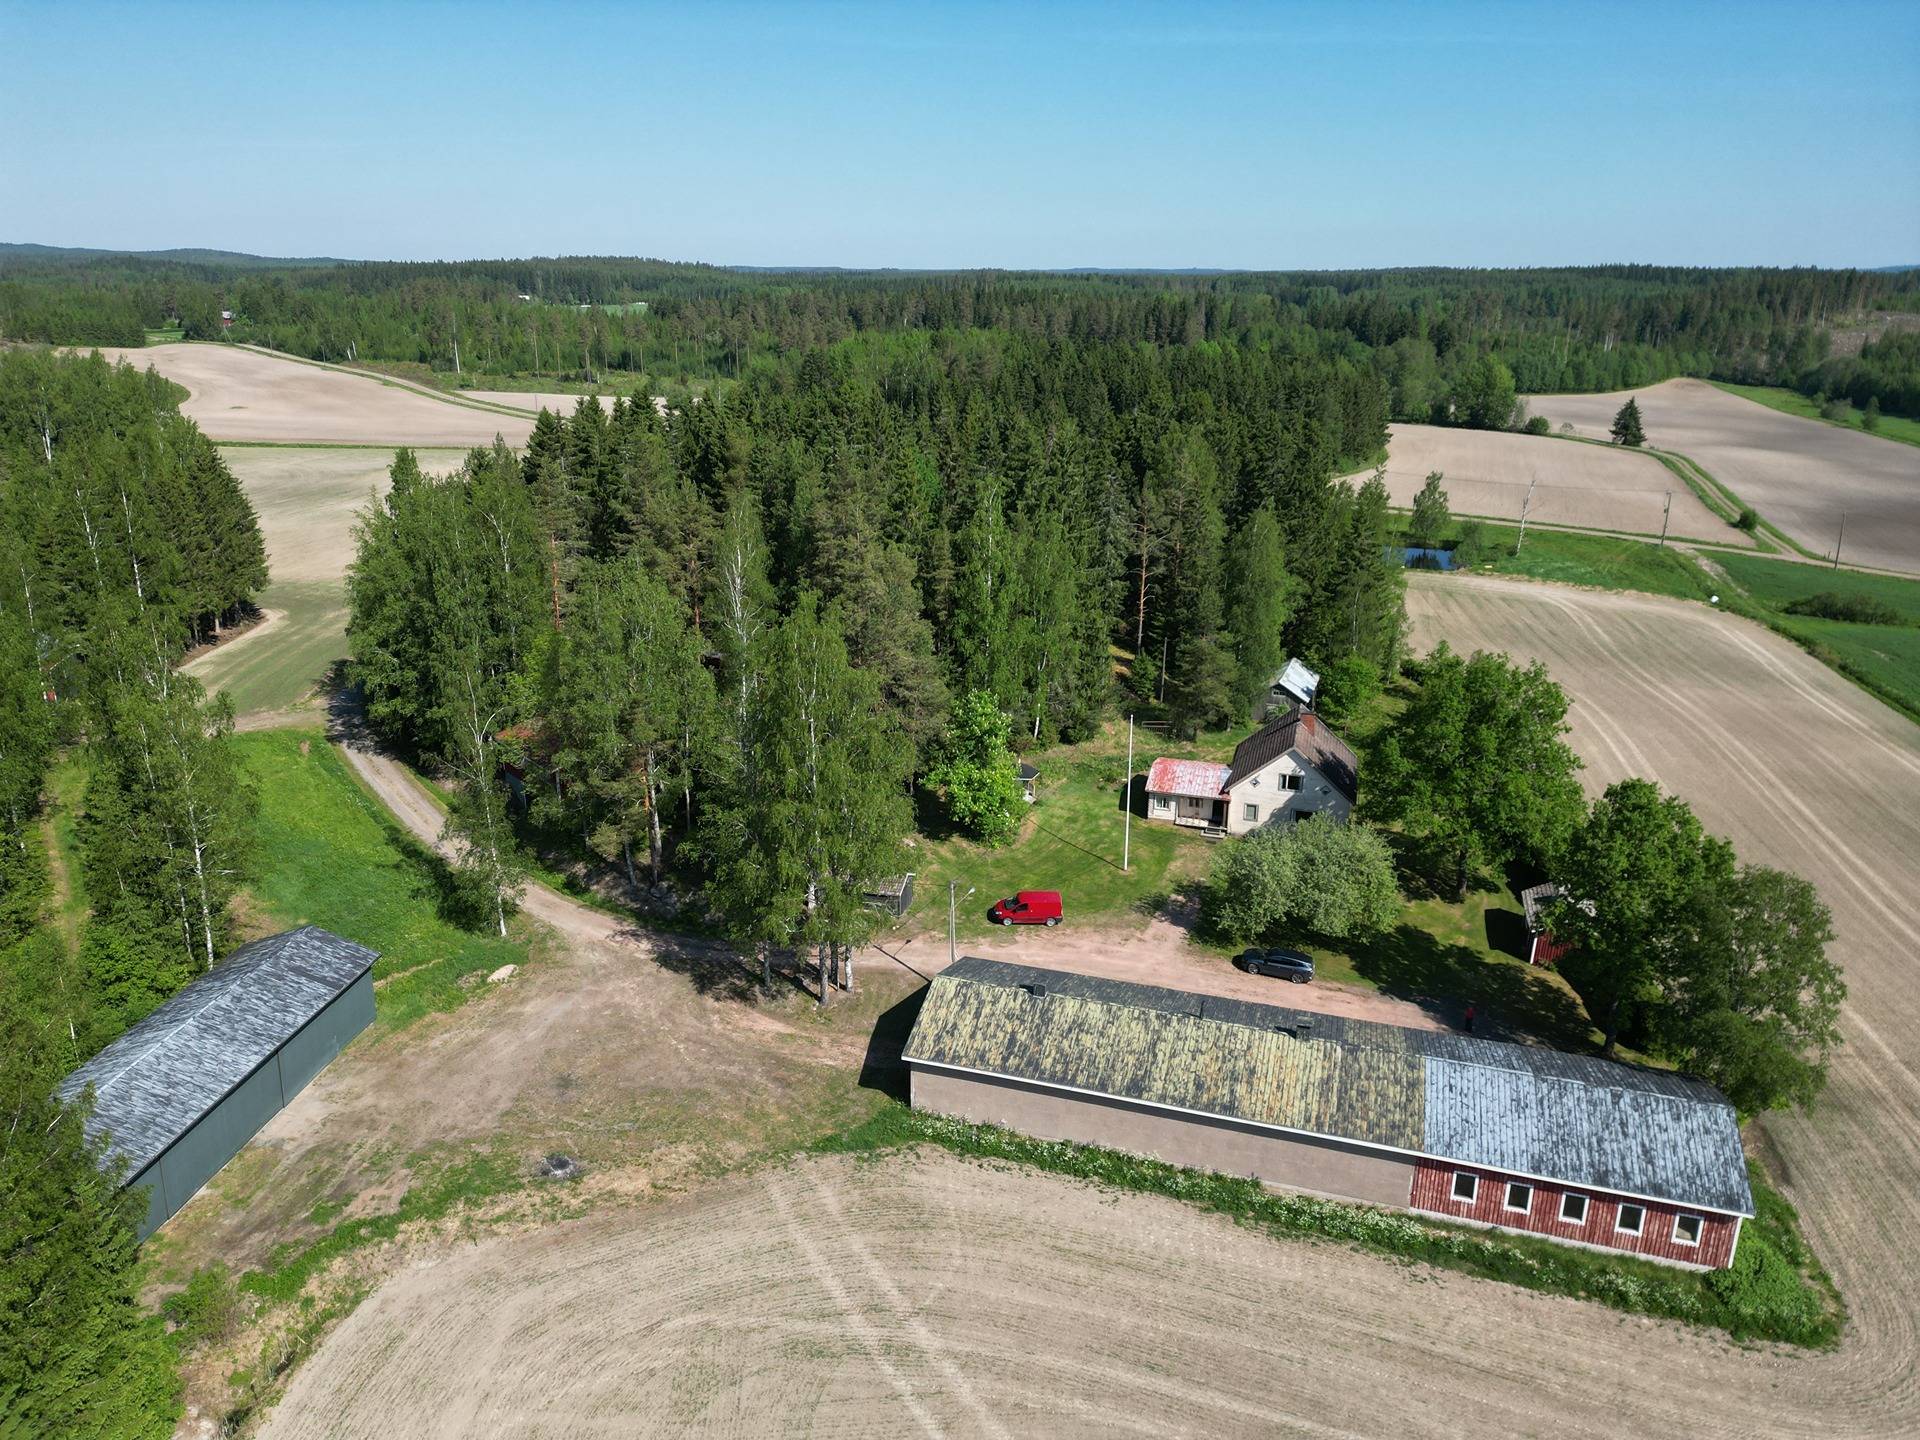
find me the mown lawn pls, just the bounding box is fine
[235,728,528,1029]
[1709,380,1920,449]
[1713,551,1920,622]
[906,720,1239,941]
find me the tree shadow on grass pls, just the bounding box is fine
[628,930,820,1004]
[1343,922,1596,1052]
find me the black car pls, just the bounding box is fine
[1237,947,1315,983]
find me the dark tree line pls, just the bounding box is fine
[0,350,269,1437]
[6,253,1918,416]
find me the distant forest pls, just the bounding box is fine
[4,252,1919,417]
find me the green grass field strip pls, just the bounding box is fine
[190,580,349,716]
[820,1106,1843,1348]
[1708,380,1920,450]
[45,752,91,956]
[1449,522,1719,601]
[235,729,528,1029]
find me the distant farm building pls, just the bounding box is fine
[58,927,377,1239]
[1145,707,1357,837]
[905,959,1752,1269]
[1521,882,1575,966]
[1017,761,1040,804]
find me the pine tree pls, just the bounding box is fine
[1610,396,1647,447]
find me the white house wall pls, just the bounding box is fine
[1224,751,1352,836]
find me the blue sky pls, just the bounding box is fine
[4,0,1916,268]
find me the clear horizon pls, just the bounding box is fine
[4,0,1916,270]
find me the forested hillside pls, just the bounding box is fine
[5,253,1918,417]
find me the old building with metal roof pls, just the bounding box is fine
[58,926,378,1239]
[904,958,1752,1269]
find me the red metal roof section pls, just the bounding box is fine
[1145,757,1230,799]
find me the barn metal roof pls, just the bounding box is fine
[907,958,1752,1216]
[57,927,378,1177]
[1145,757,1230,799]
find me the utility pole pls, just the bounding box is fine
[1123,713,1134,873]
[1657,490,1671,548]
[1834,511,1845,570]
[948,881,973,966]
[1516,475,1539,553]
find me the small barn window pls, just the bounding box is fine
[1559,1192,1589,1225]
[1673,1214,1703,1247]
[1504,1182,1533,1214]
[1616,1203,1645,1236]
[1450,1171,1477,1203]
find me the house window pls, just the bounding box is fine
[1450,1171,1478,1203]
[1504,1182,1533,1214]
[1151,796,1171,813]
[1616,1203,1646,1236]
[1559,1192,1589,1225]
[1243,803,1259,822]
[1673,1214,1703,1247]
[1279,773,1302,792]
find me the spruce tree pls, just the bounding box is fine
[1610,396,1647,446]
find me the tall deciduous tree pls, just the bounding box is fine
[925,690,1024,845]
[1551,779,1736,1055]
[1368,644,1585,898]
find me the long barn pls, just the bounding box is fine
[903,958,1752,1270]
[58,926,378,1239]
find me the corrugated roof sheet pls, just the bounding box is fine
[1277,657,1320,704]
[57,927,378,1176]
[1145,757,1230,799]
[908,958,1752,1215]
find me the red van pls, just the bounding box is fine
[989,890,1063,927]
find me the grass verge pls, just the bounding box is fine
[1709,381,1920,449]
[1452,522,1719,600]
[235,729,528,1028]
[822,1103,1843,1348]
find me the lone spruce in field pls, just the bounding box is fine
[1610,396,1647,447]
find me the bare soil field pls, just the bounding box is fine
[239,598,1920,1437]
[1525,379,1920,573]
[1350,422,1748,544]
[459,389,618,415]
[185,448,464,714]
[89,343,537,446]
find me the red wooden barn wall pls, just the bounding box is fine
[1410,1160,1739,1269]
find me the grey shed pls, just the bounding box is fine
[57,926,378,1239]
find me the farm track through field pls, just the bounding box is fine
[253,579,1920,1436]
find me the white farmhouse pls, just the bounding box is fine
[1144,708,1357,837]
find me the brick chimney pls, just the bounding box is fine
[1301,711,1317,736]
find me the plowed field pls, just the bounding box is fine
[1353,422,1747,543]
[1524,379,1920,574]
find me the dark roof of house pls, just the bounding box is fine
[906,958,1753,1216]
[1225,707,1359,802]
[57,927,378,1177]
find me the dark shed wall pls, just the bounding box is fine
[277,971,375,1099]
[912,1066,1416,1207]
[132,979,373,1240]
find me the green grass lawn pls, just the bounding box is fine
[906,721,1238,941]
[1451,522,1719,600]
[1708,551,1920,719]
[235,729,528,1029]
[189,581,348,715]
[1709,381,1920,448]
[143,326,186,344]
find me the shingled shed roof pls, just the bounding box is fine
[907,958,1752,1216]
[1224,707,1358,801]
[58,927,378,1176]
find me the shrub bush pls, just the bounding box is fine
[1523,415,1551,435]
[1785,591,1903,625]
[1735,506,1760,531]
